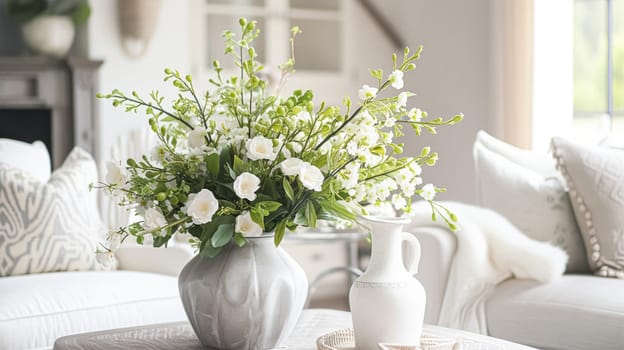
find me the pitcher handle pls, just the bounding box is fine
[401,232,421,275]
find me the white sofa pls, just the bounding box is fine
[412,226,624,350]
[0,245,194,350]
[0,139,193,350]
[409,132,624,350]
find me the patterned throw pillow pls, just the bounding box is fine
[0,147,111,276]
[474,131,588,273]
[552,137,624,278]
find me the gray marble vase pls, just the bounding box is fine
[178,235,308,350]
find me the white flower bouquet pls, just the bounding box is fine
[94,18,461,261]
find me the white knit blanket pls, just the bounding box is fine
[410,201,568,334]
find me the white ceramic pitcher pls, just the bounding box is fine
[349,216,425,350]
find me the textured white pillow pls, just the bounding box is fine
[474,131,588,273]
[0,139,51,183]
[0,147,111,276]
[552,137,624,278]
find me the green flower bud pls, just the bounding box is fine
[239,18,247,27]
[164,68,172,74]
[156,192,167,202]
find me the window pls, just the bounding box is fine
[191,0,347,104]
[574,0,624,144]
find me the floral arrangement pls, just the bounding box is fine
[94,18,461,263]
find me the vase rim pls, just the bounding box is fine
[359,215,412,225]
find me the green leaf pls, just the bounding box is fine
[233,155,244,174]
[274,220,287,246]
[258,201,282,212]
[200,243,222,258]
[249,208,265,229]
[305,201,317,228]
[211,223,234,247]
[283,178,295,201]
[218,147,232,178]
[320,200,356,221]
[188,225,203,238]
[233,232,247,247]
[206,153,220,178]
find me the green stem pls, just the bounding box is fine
[113,94,194,130]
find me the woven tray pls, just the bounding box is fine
[316,328,458,350]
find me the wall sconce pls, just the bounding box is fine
[117,0,162,58]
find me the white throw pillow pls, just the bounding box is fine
[473,131,588,273]
[0,147,112,276]
[552,137,624,278]
[0,139,51,183]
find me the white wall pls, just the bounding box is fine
[371,0,495,203]
[88,0,495,203]
[87,0,193,163]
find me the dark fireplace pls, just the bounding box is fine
[0,57,102,168]
[0,108,53,160]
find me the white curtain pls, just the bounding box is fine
[491,0,534,149]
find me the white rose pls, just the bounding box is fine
[143,207,168,235]
[280,158,304,176]
[358,85,378,100]
[186,189,219,224]
[235,211,263,237]
[246,136,277,161]
[105,161,126,186]
[233,172,261,201]
[298,163,324,192]
[389,70,404,89]
[188,127,207,149]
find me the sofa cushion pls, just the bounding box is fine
[551,137,624,278]
[0,139,51,183]
[473,131,588,273]
[486,275,624,350]
[0,271,187,350]
[0,147,112,276]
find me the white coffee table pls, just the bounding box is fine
[54,309,536,350]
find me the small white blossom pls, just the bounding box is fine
[409,163,423,176]
[280,158,304,176]
[397,92,408,108]
[186,189,219,224]
[235,211,263,237]
[233,172,261,201]
[346,141,359,156]
[188,127,207,149]
[383,116,396,128]
[150,145,166,163]
[105,161,126,186]
[392,194,408,211]
[246,135,277,161]
[318,142,332,155]
[420,183,436,201]
[389,70,404,89]
[408,108,424,122]
[359,85,378,100]
[340,162,360,189]
[298,163,324,191]
[143,207,167,234]
[289,142,303,154]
